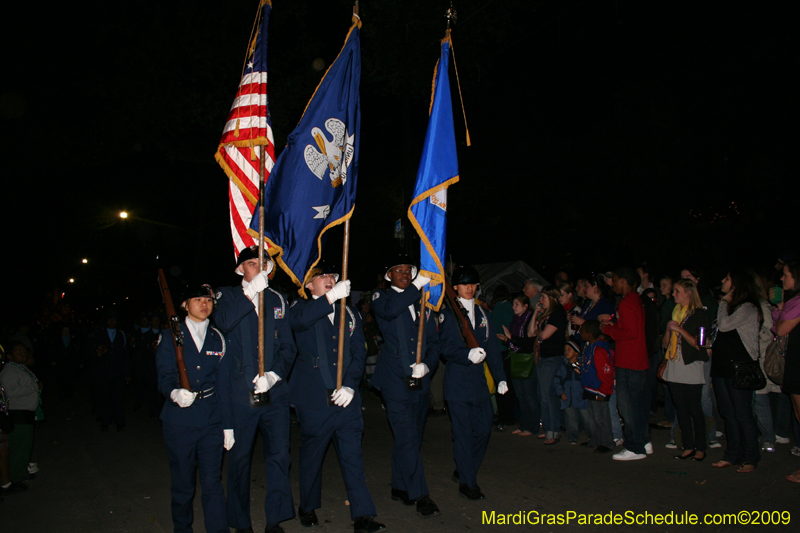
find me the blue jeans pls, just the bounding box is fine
[701,359,717,443]
[753,393,775,444]
[513,368,540,434]
[609,385,623,441]
[713,377,760,466]
[564,407,591,442]
[537,356,563,438]
[616,368,650,455]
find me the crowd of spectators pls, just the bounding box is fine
[2,253,800,505]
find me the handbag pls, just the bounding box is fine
[763,336,787,385]
[732,358,767,391]
[656,359,668,382]
[509,351,536,380]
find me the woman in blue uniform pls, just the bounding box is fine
[156,284,228,533]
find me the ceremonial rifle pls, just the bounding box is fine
[158,269,191,391]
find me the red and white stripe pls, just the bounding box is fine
[217,71,276,256]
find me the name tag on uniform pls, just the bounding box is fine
[274,307,284,319]
[206,351,224,357]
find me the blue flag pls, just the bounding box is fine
[250,16,361,291]
[408,34,459,312]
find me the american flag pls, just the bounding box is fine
[215,0,275,255]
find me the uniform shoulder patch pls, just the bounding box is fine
[372,292,380,301]
[439,313,445,324]
[216,291,222,300]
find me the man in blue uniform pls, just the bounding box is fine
[439,266,508,500]
[289,266,386,533]
[86,310,129,431]
[215,246,297,533]
[156,283,228,533]
[370,258,440,518]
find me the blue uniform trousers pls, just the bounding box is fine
[162,421,227,533]
[226,395,294,529]
[448,397,494,488]
[295,405,376,519]
[382,385,430,500]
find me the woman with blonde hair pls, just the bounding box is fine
[660,279,710,461]
[529,287,569,444]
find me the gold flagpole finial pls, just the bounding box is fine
[445,1,457,30]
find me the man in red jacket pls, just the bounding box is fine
[601,267,651,461]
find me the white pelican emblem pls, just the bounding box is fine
[304,118,354,187]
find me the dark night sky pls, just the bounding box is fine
[1,0,797,324]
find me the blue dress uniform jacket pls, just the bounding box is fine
[214,285,297,530]
[439,302,507,489]
[156,321,228,533]
[370,284,440,500]
[86,327,129,427]
[289,296,378,519]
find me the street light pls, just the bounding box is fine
[69,278,75,283]
[82,258,88,264]
[119,211,129,219]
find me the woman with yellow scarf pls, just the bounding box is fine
[660,279,711,461]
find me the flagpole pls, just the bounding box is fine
[336,219,350,390]
[334,0,360,391]
[415,289,427,364]
[257,145,266,378]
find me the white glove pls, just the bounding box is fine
[412,274,431,290]
[170,388,197,408]
[244,271,270,299]
[497,381,508,395]
[331,386,355,408]
[223,429,235,450]
[252,371,281,393]
[409,362,430,378]
[468,347,486,364]
[326,280,351,303]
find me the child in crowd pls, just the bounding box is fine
[554,340,591,445]
[579,320,616,453]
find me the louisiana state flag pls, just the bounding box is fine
[408,33,459,311]
[249,14,361,291]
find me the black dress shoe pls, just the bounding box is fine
[458,483,485,500]
[354,516,387,533]
[675,450,696,460]
[451,470,460,483]
[593,445,613,454]
[234,528,254,533]
[390,488,415,506]
[265,525,285,533]
[299,508,319,527]
[415,496,440,518]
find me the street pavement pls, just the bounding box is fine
[2,389,799,532]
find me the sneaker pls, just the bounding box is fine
[614,438,624,447]
[708,441,722,449]
[791,446,800,457]
[645,442,654,455]
[761,441,775,452]
[775,435,790,445]
[569,440,578,445]
[27,463,39,475]
[716,430,724,438]
[613,449,647,461]
[665,440,678,449]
